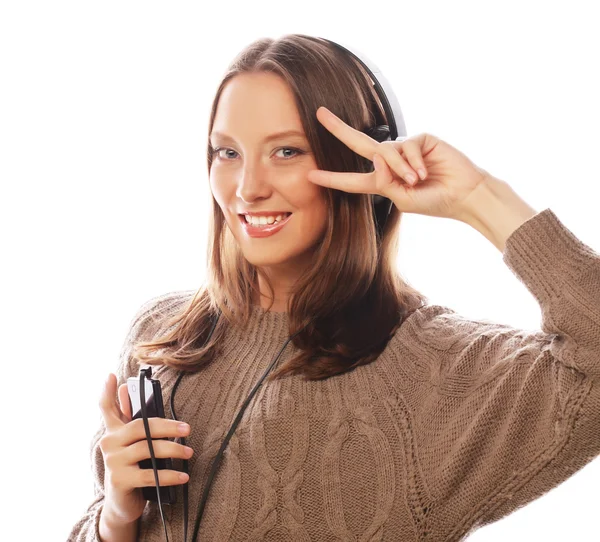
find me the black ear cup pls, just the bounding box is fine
[364,124,391,143]
[363,125,394,237]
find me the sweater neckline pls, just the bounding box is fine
[243,303,291,342]
[250,304,287,314]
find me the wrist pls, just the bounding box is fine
[457,174,538,252]
[99,503,139,542]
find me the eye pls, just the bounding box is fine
[209,146,305,161]
[210,146,238,160]
[275,147,303,159]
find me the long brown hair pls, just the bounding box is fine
[133,34,428,381]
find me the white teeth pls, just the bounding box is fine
[244,213,290,226]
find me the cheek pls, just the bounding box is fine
[294,186,329,232]
[285,174,326,206]
[305,184,328,219]
[209,173,231,210]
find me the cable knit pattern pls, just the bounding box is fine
[67,207,600,541]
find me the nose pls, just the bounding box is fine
[235,156,273,203]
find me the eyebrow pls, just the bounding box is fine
[210,129,307,143]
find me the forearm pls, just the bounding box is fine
[98,504,139,542]
[458,175,539,252]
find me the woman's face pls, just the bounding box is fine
[209,72,328,272]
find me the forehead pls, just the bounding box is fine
[211,72,306,140]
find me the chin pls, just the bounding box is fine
[239,242,316,269]
[241,251,295,268]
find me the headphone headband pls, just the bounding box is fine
[317,37,407,235]
[319,38,407,142]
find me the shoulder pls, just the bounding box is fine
[126,289,196,342]
[390,302,548,355]
[382,303,556,394]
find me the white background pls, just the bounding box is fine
[2,1,599,540]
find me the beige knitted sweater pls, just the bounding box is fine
[68,208,600,541]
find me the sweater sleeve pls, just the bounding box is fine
[409,208,600,539]
[66,291,191,542]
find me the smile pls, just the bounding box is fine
[238,213,293,238]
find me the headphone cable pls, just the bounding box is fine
[139,368,170,541]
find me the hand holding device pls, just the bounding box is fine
[126,371,186,504]
[98,372,193,526]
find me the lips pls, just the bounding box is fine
[238,212,293,238]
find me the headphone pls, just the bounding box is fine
[137,36,407,542]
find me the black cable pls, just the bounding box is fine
[139,303,308,541]
[139,368,170,541]
[188,322,307,541]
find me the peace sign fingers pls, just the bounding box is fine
[313,107,422,188]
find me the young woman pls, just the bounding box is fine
[69,34,600,542]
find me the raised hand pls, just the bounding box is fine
[307,106,494,222]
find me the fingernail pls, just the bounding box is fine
[417,168,427,180]
[178,423,190,434]
[406,173,417,184]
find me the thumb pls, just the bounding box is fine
[98,373,126,431]
[118,382,133,423]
